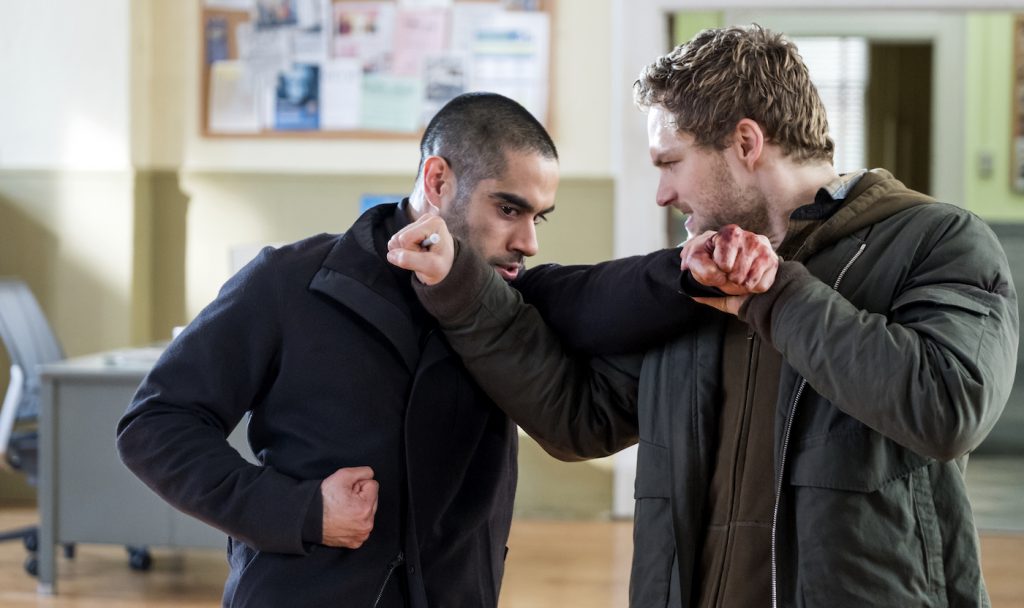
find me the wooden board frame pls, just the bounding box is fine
[199,0,555,140]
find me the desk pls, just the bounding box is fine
[37,347,253,594]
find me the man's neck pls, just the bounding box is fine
[762,161,839,247]
[406,190,429,222]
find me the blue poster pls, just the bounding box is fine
[205,17,229,64]
[275,64,320,130]
[359,194,404,214]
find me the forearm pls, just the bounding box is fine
[416,243,640,460]
[117,393,322,553]
[514,248,701,355]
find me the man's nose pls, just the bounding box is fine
[512,222,539,258]
[655,176,676,207]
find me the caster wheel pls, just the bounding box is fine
[24,555,38,577]
[127,547,152,571]
[63,544,76,559]
[23,530,38,553]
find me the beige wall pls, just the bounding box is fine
[0,171,138,355]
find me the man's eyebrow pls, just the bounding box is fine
[490,192,555,215]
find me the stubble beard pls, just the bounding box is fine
[441,190,471,244]
[442,191,524,272]
[696,156,774,239]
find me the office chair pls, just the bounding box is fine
[0,277,67,576]
[0,278,151,576]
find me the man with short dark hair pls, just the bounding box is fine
[390,26,1018,607]
[117,92,572,607]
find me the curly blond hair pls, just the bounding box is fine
[634,24,834,164]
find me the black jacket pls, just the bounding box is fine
[117,203,518,607]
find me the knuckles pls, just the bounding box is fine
[717,224,743,243]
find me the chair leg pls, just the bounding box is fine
[126,546,152,571]
[23,528,38,552]
[0,526,41,578]
[0,525,36,545]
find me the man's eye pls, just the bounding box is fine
[499,205,518,217]
[533,215,548,226]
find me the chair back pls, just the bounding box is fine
[0,278,65,436]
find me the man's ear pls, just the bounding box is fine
[421,155,457,211]
[732,118,765,171]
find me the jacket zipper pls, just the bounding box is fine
[770,242,866,608]
[371,551,405,608]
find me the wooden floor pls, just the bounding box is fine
[0,507,1019,607]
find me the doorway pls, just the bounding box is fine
[867,42,934,194]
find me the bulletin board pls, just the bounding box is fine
[1014,14,1024,192]
[200,0,554,139]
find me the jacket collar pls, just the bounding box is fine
[789,169,934,263]
[308,201,424,372]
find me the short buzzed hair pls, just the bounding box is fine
[634,24,834,164]
[416,93,558,200]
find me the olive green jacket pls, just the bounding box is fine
[415,170,1018,607]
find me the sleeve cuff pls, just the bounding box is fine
[738,261,814,344]
[414,238,494,323]
[300,484,323,546]
[678,270,728,297]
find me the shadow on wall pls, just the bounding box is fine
[0,169,142,352]
[0,191,60,397]
[0,194,60,306]
[143,171,190,341]
[0,194,59,501]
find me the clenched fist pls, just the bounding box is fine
[681,224,779,315]
[320,466,379,549]
[386,211,455,286]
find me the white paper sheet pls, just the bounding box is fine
[392,8,448,76]
[291,0,330,62]
[422,51,468,124]
[360,74,422,132]
[450,2,502,52]
[320,58,364,129]
[469,11,550,123]
[208,60,262,133]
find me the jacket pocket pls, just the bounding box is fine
[788,427,931,492]
[371,552,405,608]
[892,286,992,317]
[225,540,384,608]
[909,467,947,597]
[630,440,677,606]
[890,285,992,364]
[784,435,947,607]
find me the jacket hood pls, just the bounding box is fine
[790,169,935,263]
